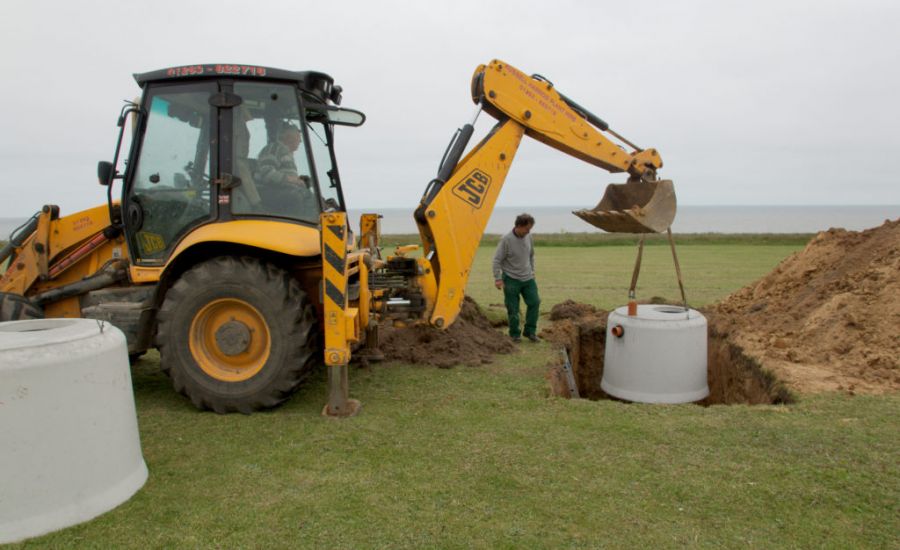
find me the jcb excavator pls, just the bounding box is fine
[0,60,675,415]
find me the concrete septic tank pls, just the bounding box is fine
[0,318,148,544]
[601,305,709,404]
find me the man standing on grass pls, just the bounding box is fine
[493,213,540,343]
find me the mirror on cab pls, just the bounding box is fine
[97,161,114,186]
[327,107,365,126]
[307,104,366,127]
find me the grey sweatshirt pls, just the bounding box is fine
[492,230,535,281]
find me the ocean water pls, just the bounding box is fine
[2,205,897,240]
[350,205,899,234]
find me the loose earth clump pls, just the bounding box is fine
[378,296,514,368]
[542,219,900,403]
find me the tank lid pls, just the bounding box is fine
[612,304,702,321]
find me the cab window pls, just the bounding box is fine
[128,83,214,262]
[231,82,319,223]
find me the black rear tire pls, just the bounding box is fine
[0,292,44,322]
[156,256,318,413]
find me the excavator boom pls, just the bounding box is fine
[409,60,676,328]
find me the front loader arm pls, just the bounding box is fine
[1,204,119,296]
[413,59,665,329]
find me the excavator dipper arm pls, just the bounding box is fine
[475,61,663,178]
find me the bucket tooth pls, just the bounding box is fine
[574,179,676,234]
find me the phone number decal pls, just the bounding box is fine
[165,65,267,77]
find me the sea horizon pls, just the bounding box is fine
[2,204,898,239]
[351,205,899,235]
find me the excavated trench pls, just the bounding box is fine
[542,303,795,405]
[543,221,900,401]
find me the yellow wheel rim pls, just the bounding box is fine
[189,298,271,382]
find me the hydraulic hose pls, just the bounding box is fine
[32,261,127,305]
[0,213,40,266]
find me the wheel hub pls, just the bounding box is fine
[189,298,271,382]
[215,320,251,356]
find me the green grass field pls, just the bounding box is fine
[466,242,803,319]
[9,238,899,549]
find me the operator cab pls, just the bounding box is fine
[103,64,365,265]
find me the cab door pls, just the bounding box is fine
[124,81,218,264]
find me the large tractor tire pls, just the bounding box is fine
[0,292,44,322]
[156,256,318,413]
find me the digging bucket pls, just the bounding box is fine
[574,179,676,234]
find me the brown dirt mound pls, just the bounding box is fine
[379,296,515,368]
[709,219,900,394]
[549,300,602,321]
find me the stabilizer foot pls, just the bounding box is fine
[322,399,362,418]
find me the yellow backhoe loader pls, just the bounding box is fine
[0,60,676,415]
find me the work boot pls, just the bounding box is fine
[525,334,540,343]
[511,336,522,343]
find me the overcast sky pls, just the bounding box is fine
[0,0,898,218]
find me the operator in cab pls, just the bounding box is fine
[254,124,316,219]
[255,125,311,189]
[493,213,541,343]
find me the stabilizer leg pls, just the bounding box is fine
[324,363,360,417]
[320,211,361,418]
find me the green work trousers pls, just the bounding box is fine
[503,273,540,338]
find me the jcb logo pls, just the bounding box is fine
[452,169,492,208]
[138,232,166,255]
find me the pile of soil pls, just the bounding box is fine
[379,296,515,368]
[709,219,900,394]
[548,300,603,321]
